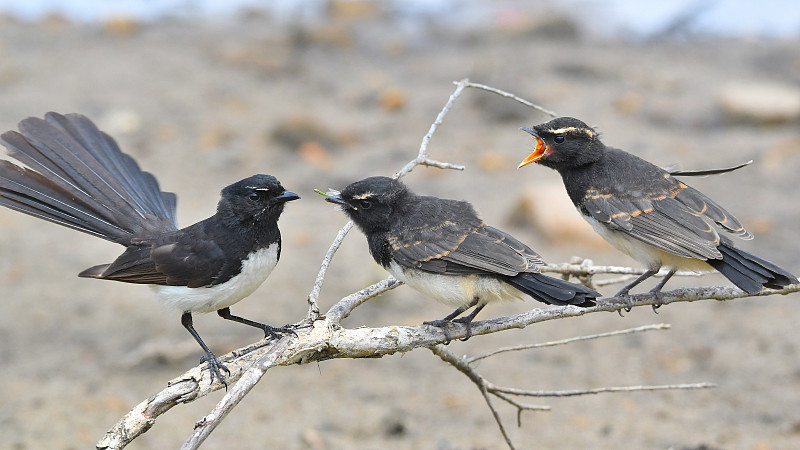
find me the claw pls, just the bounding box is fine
[452,316,475,341]
[423,319,453,344]
[200,352,231,389]
[262,324,297,340]
[651,291,663,313]
[615,294,633,317]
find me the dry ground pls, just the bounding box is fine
[1,9,799,449]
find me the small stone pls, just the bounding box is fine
[197,124,234,151]
[718,82,800,124]
[298,141,332,168]
[271,115,338,151]
[477,152,508,172]
[614,92,643,115]
[100,109,142,136]
[102,17,140,36]
[380,88,407,111]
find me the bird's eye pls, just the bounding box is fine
[359,200,372,210]
[248,192,261,201]
[554,135,565,144]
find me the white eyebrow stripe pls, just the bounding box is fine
[545,126,597,138]
[353,192,374,200]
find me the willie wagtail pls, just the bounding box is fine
[324,176,599,341]
[0,112,300,386]
[519,117,798,309]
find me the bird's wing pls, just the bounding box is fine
[388,216,480,273]
[439,225,544,276]
[583,176,750,260]
[85,225,226,288]
[390,221,542,276]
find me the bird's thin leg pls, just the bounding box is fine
[613,268,659,314]
[181,312,230,389]
[423,298,480,344]
[648,268,677,312]
[452,303,487,342]
[217,307,297,340]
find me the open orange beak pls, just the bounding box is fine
[518,127,547,168]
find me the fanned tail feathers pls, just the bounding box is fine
[0,112,177,244]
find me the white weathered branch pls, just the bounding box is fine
[97,282,800,449]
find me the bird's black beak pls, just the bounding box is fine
[324,192,348,206]
[276,191,300,203]
[518,126,547,168]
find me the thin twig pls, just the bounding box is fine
[326,277,401,323]
[467,324,672,363]
[491,382,716,398]
[542,262,703,278]
[181,338,292,449]
[460,80,558,117]
[393,78,470,178]
[306,220,354,319]
[480,384,516,450]
[429,345,522,449]
[594,274,639,287]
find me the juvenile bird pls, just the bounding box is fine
[0,112,300,386]
[325,176,599,341]
[519,117,797,309]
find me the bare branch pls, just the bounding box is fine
[180,338,292,449]
[392,77,471,178]
[326,277,401,323]
[491,382,716,398]
[542,261,703,278]
[480,385,516,450]
[430,330,713,450]
[99,281,799,448]
[467,324,672,363]
[306,220,354,320]
[460,80,558,118]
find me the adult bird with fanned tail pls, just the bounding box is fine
[518,117,797,311]
[0,112,300,387]
[324,176,599,342]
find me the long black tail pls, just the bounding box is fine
[706,243,798,294]
[505,272,599,307]
[0,112,177,244]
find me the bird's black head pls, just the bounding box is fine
[324,176,409,234]
[519,117,605,172]
[218,174,299,227]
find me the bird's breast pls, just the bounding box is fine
[151,243,280,313]
[581,212,712,272]
[387,261,523,307]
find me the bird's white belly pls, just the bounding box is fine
[151,244,279,313]
[387,261,524,308]
[582,214,712,272]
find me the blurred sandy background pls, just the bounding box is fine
[1,1,800,449]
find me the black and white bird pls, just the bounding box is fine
[519,116,797,309]
[324,176,599,341]
[0,112,300,386]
